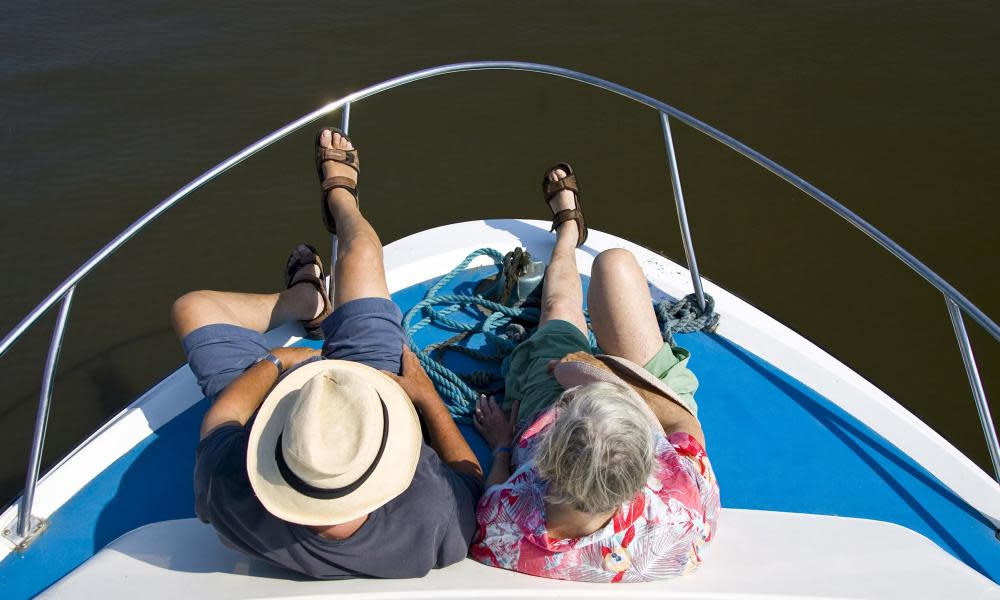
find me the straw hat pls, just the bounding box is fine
[246,359,421,525]
[552,354,697,417]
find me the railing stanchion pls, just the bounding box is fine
[16,286,76,539]
[326,103,351,296]
[341,102,351,136]
[660,112,707,311]
[946,297,1000,484]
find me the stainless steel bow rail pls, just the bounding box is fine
[1,61,998,548]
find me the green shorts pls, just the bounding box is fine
[504,319,699,424]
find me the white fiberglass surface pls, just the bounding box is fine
[44,512,1000,599]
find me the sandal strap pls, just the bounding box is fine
[316,147,360,172]
[321,175,358,196]
[542,163,587,247]
[320,176,358,235]
[285,246,323,289]
[551,208,587,246]
[285,246,333,338]
[288,273,324,293]
[543,174,578,199]
[551,208,584,230]
[290,273,333,337]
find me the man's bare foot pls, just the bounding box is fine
[319,129,359,217]
[546,167,580,247]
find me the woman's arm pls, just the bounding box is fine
[605,363,706,448]
[550,351,706,447]
[474,395,520,487]
[485,449,512,488]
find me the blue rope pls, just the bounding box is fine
[656,293,720,346]
[403,248,719,422]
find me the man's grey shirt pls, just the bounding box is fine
[194,424,484,579]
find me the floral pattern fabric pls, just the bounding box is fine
[470,407,720,583]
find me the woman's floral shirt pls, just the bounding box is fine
[470,406,720,583]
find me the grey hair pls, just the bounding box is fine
[535,382,656,514]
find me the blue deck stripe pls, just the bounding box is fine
[0,400,205,598]
[691,333,999,577]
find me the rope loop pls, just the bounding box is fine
[655,293,720,346]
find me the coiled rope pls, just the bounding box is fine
[656,294,720,346]
[402,248,719,422]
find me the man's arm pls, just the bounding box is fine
[200,346,320,440]
[387,346,483,480]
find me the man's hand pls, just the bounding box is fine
[271,346,320,371]
[386,345,438,410]
[546,350,610,375]
[387,344,483,479]
[199,346,319,441]
[473,395,519,451]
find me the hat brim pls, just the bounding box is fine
[247,359,421,526]
[552,354,696,418]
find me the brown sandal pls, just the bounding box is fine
[541,162,587,247]
[284,244,332,339]
[315,127,360,234]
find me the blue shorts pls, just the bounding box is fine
[182,297,407,398]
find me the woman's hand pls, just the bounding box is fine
[387,345,440,410]
[473,395,520,450]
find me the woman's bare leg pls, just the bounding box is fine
[538,167,588,336]
[588,248,704,443]
[587,248,663,364]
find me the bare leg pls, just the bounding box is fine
[588,248,704,444]
[171,252,324,339]
[171,129,387,341]
[538,167,587,336]
[587,248,663,364]
[319,129,391,306]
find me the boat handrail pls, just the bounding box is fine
[1,61,997,546]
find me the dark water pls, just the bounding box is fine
[1,2,997,503]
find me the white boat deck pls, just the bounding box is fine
[44,510,1000,599]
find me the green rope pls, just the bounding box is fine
[403,248,719,423]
